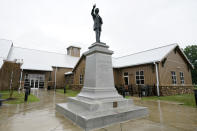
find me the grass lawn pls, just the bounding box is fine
[0,90,39,104]
[125,95,131,99]
[56,89,80,97]
[142,94,196,107]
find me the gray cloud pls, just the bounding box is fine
[0,0,196,57]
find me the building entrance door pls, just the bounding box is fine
[26,74,45,89]
[30,79,35,88]
[30,78,39,88]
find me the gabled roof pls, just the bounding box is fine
[7,46,79,71]
[0,39,13,59]
[112,44,180,68]
[0,58,3,69]
[0,39,13,69]
[73,44,189,71]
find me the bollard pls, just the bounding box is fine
[0,94,2,106]
[24,89,28,102]
[64,86,66,94]
[194,89,197,106]
[122,87,125,98]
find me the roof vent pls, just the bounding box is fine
[67,46,81,57]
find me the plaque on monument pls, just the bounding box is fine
[56,4,148,131]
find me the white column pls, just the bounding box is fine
[155,62,160,96]
[19,69,23,90]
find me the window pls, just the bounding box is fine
[136,70,144,85]
[180,72,184,84]
[171,71,177,84]
[123,72,129,85]
[79,74,83,85]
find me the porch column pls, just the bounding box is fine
[154,62,160,96]
[19,69,23,90]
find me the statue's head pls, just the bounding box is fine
[95,8,99,14]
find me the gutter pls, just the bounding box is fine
[154,62,160,96]
[54,66,57,90]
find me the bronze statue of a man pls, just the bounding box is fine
[91,4,103,43]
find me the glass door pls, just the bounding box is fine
[35,80,39,88]
[30,79,35,88]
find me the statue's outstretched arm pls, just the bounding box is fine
[91,4,96,17]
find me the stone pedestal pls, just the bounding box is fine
[56,42,148,131]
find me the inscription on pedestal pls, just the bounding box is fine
[113,101,118,108]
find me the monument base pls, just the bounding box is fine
[56,42,148,130]
[56,97,148,131]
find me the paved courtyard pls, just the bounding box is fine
[0,89,196,131]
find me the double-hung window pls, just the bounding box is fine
[136,70,144,85]
[171,71,177,84]
[79,74,83,85]
[180,72,184,84]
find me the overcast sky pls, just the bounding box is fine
[0,0,196,57]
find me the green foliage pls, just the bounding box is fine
[142,94,196,107]
[184,45,197,84]
[0,90,39,104]
[125,96,131,99]
[56,89,80,97]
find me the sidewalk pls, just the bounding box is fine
[0,89,196,131]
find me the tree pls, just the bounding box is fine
[184,45,197,84]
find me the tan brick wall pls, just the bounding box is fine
[113,64,157,94]
[0,61,21,91]
[158,48,193,86]
[65,47,193,96]
[72,56,86,90]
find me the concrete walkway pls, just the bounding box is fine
[0,89,196,131]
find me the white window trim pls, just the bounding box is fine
[79,74,83,85]
[135,70,145,85]
[123,72,129,85]
[171,71,177,85]
[180,72,184,85]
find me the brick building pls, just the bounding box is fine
[0,39,80,90]
[69,44,194,96]
[0,39,194,96]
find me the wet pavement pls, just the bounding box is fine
[0,89,196,131]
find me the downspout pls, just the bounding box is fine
[154,62,160,96]
[54,66,57,91]
[18,59,23,90]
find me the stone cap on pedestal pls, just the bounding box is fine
[84,42,113,56]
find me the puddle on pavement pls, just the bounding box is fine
[0,89,196,131]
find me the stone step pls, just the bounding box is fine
[56,103,148,131]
